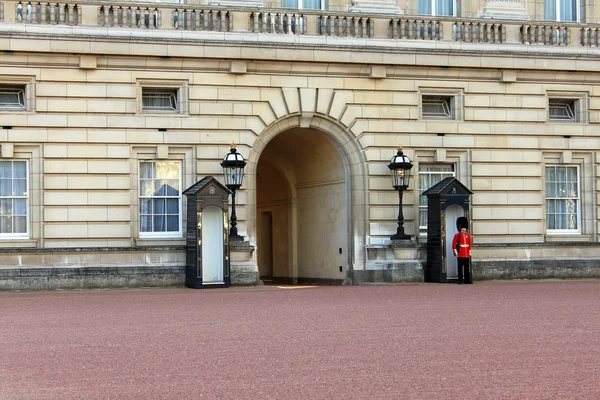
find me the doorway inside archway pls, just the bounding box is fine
[256,127,348,284]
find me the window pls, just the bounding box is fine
[0,160,28,237]
[139,161,182,237]
[549,98,578,121]
[417,0,456,16]
[0,85,26,110]
[422,95,454,119]
[142,87,179,113]
[282,0,323,10]
[419,164,455,232]
[544,0,579,21]
[546,165,580,233]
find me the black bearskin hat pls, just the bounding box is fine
[456,216,469,231]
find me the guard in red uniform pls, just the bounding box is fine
[452,217,472,284]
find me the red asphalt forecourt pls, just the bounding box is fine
[1,281,599,399]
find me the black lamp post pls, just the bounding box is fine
[388,145,413,241]
[221,143,246,241]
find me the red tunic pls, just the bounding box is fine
[452,232,472,258]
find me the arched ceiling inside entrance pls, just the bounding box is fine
[259,127,345,187]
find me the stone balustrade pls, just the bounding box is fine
[581,26,600,47]
[15,1,80,25]
[521,23,569,46]
[250,11,305,35]
[5,0,600,48]
[316,14,372,37]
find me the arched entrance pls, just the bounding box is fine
[256,127,347,283]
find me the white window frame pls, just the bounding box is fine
[419,164,455,233]
[417,0,457,16]
[0,76,36,113]
[422,95,455,120]
[547,91,587,123]
[548,98,577,121]
[0,85,26,111]
[139,160,183,238]
[545,165,581,234]
[281,0,325,10]
[137,80,188,116]
[0,160,29,239]
[142,87,180,114]
[548,96,588,123]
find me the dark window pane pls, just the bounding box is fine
[166,199,178,214]
[547,214,555,230]
[0,199,10,216]
[13,161,26,177]
[546,181,555,197]
[0,163,12,178]
[547,199,556,214]
[153,199,166,214]
[167,215,179,232]
[556,214,565,230]
[140,215,152,232]
[140,199,152,214]
[0,179,11,196]
[0,216,10,233]
[140,180,154,197]
[14,179,27,196]
[153,215,166,231]
[14,199,26,215]
[165,180,179,196]
[14,216,26,233]
[155,180,166,196]
[140,162,153,179]
[567,167,577,182]
[557,167,567,182]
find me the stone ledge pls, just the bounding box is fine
[354,261,424,283]
[0,239,39,248]
[230,241,254,250]
[474,259,600,280]
[0,262,262,290]
[0,265,183,277]
[475,242,600,248]
[0,265,185,291]
[296,277,345,286]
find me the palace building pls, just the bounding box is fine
[0,0,599,290]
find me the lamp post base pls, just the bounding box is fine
[390,233,411,241]
[229,234,244,242]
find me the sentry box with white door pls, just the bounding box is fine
[183,176,231,288]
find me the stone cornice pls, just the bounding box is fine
[1,24,600,73]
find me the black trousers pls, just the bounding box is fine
[457,257,472,284]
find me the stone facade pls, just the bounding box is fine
[1,0,600,290]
